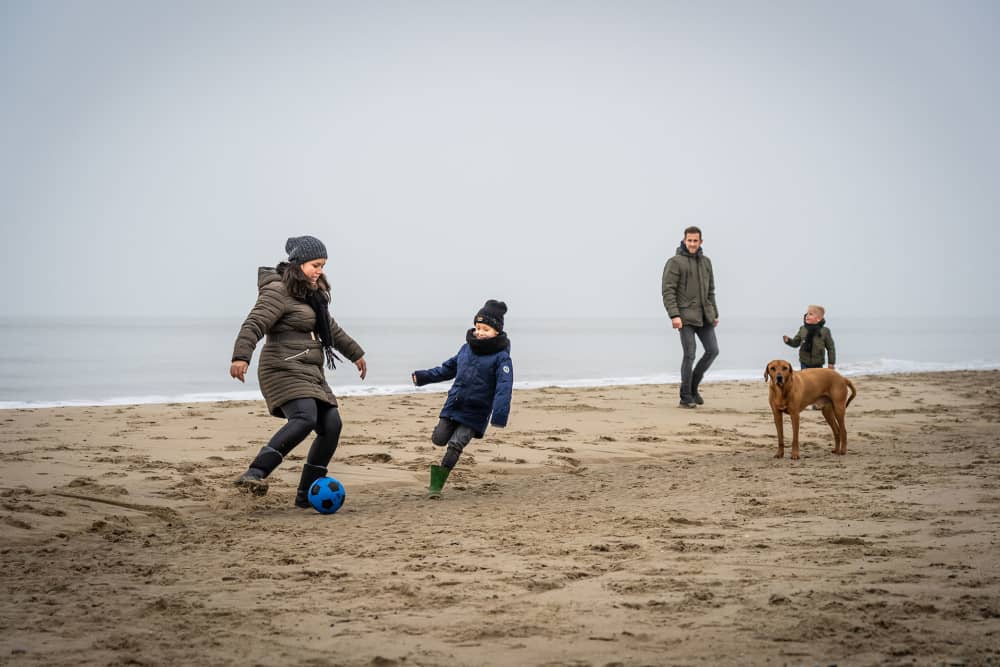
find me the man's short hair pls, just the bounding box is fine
[683,226,702,239]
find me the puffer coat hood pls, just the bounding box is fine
[232,267,364,417]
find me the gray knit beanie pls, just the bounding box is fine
[285,236,328,265]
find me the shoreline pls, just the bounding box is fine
[2,369,998,665]
[3,365,999,411]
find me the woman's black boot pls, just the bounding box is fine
[234,446,283,496]
[294,463,328,508]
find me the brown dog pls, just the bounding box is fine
[764,360,857,459]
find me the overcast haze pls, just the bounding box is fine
[2,1,997,322]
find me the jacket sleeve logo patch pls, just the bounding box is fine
[502,365,511,374]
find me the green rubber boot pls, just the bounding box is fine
[428,464,451,499]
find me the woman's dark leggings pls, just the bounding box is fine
[248,398,343,476]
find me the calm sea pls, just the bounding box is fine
[1,316,998,409]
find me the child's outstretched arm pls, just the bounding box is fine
[490,353,514,428]
[412,355,458,386]
[783,326,806,348]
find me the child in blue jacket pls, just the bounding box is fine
[412,300,513,498]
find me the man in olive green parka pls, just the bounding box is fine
[661,226,719,408]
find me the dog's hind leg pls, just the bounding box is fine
[834,406,848,455]
[821,404,841,454]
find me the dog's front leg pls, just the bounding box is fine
[771,408,785,458]
[789,411,801,460]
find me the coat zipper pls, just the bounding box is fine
[284,349,309,361]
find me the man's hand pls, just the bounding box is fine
[355,357,367,381]
[230,360,249,383]
[671,317,683,329]
[783,335,790,343]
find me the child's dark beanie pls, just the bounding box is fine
[475,300,507,332]
[285,236,328,265]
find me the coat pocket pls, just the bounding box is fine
[283,349,309,361]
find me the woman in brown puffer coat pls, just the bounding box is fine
[229,235,367,508]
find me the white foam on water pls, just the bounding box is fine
[2,359,996,410]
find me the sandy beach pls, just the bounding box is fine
[1,370,998,666]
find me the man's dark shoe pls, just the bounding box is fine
[692,393,704,405]
[678,400,698,409]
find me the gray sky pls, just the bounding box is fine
[2,1,997,321]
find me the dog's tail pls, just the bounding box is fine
[846,378,857,407]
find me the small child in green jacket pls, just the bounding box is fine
[783,304,836,370]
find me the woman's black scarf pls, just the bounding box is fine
[802,318,826,354]
[466,328,511,355]
[306,289,343,370]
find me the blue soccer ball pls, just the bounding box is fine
[308,476,346,514]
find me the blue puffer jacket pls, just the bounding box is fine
[413,336,513,438]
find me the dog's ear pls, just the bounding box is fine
[764,364,771,382]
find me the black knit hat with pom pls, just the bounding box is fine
[474,299,507,333]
